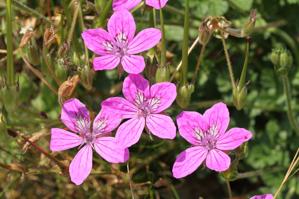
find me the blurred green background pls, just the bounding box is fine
[0,0,299,198]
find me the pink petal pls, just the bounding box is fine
[205,149,230,172]
[250,194,274,199]
[101,97,137,119]
[146,114,176,139]
[176,111,208,145]
[116,117,145,147]
[93,55,120,71]
[216,128,252,151]
[93,110,122,134]
[127,28,161,54]
[69,145,93,185]
[94,137,129,163]
[113,0,142,11]
[121,55,145,74]
[81,28,113,55]
[149,82,177,113]
[108,10,136,42]
[122,74,150,103]
[146,0,168,9]
[50,128,83,152]
[203,102,230,135]
[172,146,208,178]
[61,98,90,132]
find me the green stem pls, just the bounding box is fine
[221,38,236,89]
[67,1,79,45]
[226,180,233,199]
[181,0,190,85]
[282,75,299,135]
[78,2,90,68]
[127,162,135,199]
[159,9,166,66]
[97,0,112,27]
[239,40,250,88]
[152,9,157,27]
[6,0,14,86]
[191,44,206,84]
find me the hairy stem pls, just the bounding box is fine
[221,38,236,89]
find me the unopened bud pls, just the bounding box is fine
[79,65,94,91]
[233,85,247,110]
[155,66,170,82]
[176,84,194,108]
[270,48,293,75]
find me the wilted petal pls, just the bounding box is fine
[127,28,161,54]
[122,74,150,103]
[61,98,90,132]
[101,97,137,119]
[113,0,142,11]
[172,146,208,178]
[121,55,145,74]
[250,194,274,199]
[146,114,176,139]
[50,128,83,152]
[216,128,252,150]
[69,145,93,185]
[108,10,136,42]
[81,28,113,55]
[94,137,129,163]
[93,110,122,134]
[146,0,168,9]
[203,102,230,135]
[116,117,145,147]
[176,111,208,145]
[206,149,230,172]
[149,82,176,113]
[93,55,120,71]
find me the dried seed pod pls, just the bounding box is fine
[58,75,80,105]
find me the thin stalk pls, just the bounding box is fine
[281,75,299,134]
[180,0,190,85]
[152,9,157,27]
[67,1,79,45]
[127,163,135,199]
[159,9,166,66]
[78,2,89,68]
[191,43,206,84]
[6,0,14,86]
[131,1,144,13]
[97,0,112,27]
[221,38,236,89]
[226,180,233,199]
[239,40,250,88]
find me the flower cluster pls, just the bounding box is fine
[50,0,253,191]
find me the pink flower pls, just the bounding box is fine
[50,98,129,185]
[102,74,177,147]
[172,102,252,178]
[81,10,161,74]
[146,0,169,9]
[113,0,142,11]
[250,194,274,199]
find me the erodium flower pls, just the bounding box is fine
[82,10,161,74]
[250,194,274,199]
[50,98,129,185]
[146,0,169,9]
[102,74,177,147]
[172,102,252,178]
[113,0,142,11]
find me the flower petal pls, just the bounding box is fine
[108,10,136,42]
[61,98,90,132]
[250,194,274,199]
[116,117,145,147]
[93,55,120,71]
[94,137,129,163]
[69,145,93,185]
[172,146,208,178]
[146,0,168,9]
[81,28,113,55]
[176,111,208,145]
[93,110,122,134]
[127,28,161,54]
[50,128,83,152]
[203,102,230,135]
[122,74,150,103]
[206,149,230,172]
[146,114,176,139]
[149,82,177,113]
[113,0,142,11]
[121,55,145,74]
[216,128,252,151]
[101,97,137,119]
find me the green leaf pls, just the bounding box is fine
[229,0,253,11]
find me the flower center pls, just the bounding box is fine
[105,33,129,57]
[134,91,160,117]
[83,132,94,144]
[195,126,219,150]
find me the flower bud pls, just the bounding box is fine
[270,49,280,66]
[270,48,293,75]
[233,85,247,110]
[155,66,170,82]
[279,49,293,69]
[79,65,94,91]
[176,84,194,108]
